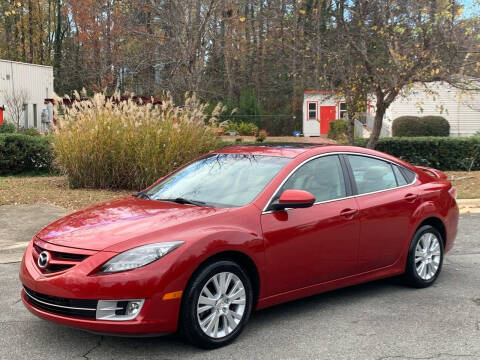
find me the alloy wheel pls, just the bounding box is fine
[414,232,441,281]
[196,271,246,338]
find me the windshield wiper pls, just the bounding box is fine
[133,191,153,200]
[156,197,209,207]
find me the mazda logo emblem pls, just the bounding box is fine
[38,251,50,269]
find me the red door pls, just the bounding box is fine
[320,106,336,135]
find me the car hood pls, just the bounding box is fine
[36,196,230,251]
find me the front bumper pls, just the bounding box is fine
[21,290,171,335]
[19,240,188,335]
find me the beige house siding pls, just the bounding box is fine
[384,82,480,136]
[0,59,53,130]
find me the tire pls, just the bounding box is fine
[403,225,444,288]
[179,260,253,349]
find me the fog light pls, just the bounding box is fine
[126,301,141,316]
[96,299,144,321]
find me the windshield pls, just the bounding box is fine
[145,154,290,207]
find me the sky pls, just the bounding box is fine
[460,0,480,17]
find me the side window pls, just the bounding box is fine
[279,155,346,203]
[392,165,408,186]
[347,155,397,194]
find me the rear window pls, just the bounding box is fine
[347,155,397,194]
[400,167,416,184]
[392,165,408,186]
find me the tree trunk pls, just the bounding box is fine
[28,0,34,62]
[21,13,27,61]
[367,91,386,149]
[53,0,62,83]
[347,115,355,145]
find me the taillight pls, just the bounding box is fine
[448,186,457,200]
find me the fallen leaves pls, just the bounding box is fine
[0,176,132,211]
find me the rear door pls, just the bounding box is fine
[345,154,419,272]
[261,155,360,296]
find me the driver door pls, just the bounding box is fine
[261,155,360,296]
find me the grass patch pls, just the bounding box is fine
[0,176,131,211]
[445,171,480,199]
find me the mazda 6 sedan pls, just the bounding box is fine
[20,144,458,348]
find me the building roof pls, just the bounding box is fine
[0,58,53,69]
[303,90,335,94]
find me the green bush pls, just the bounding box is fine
[0,133,55,175]
[0,122,17,134]
[256,130,267,142]
[392,115,450,137]
[327,119,348,140]
[355,136,480,171]
[53,93,221,190]
[223,121,259,136]
[421,116,450,137]
[19,128,42,137]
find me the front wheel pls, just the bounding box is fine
[403,225,444,288]
[179,260,253,349]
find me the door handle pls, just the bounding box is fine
[404,193,418,202]
[340,208,358,218]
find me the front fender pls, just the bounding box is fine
[173,226,266,294]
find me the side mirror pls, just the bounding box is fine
[271,189,315,211]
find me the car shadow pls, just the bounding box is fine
[28,277,416,356]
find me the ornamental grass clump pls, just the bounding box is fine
[53,92,221,190]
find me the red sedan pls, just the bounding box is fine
[20,144,458,348]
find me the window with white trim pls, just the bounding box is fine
[308,102,317,120]
[339,102,347,119]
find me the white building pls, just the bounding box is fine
[0,59,53,130]
[303,82,480,137]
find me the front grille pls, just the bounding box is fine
[32,241,91,274]
[23,287,98,319]
[33,244,88,261]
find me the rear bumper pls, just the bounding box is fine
[444,200,459,253]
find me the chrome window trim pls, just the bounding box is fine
[262,151,418,214]
[23,287,97,311]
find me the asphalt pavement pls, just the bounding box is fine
[0,204,479,359]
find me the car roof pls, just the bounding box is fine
[215,143,333,158]
[214,144,417,172]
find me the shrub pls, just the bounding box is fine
[355,136,480,171]
[20,128,42,137]
[256,130,267,142]
[222,121,258,136]
[0,122,16,134]
[391,116,422,137]
[53,93,221,189]
[420,116,450,137]
[327,119,348,140]
[0,133,54,175]
[392,115,450,137]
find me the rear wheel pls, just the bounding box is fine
[180,260,253,349]
[404,225,444,288]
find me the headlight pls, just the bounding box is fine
[99,241,184,274]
